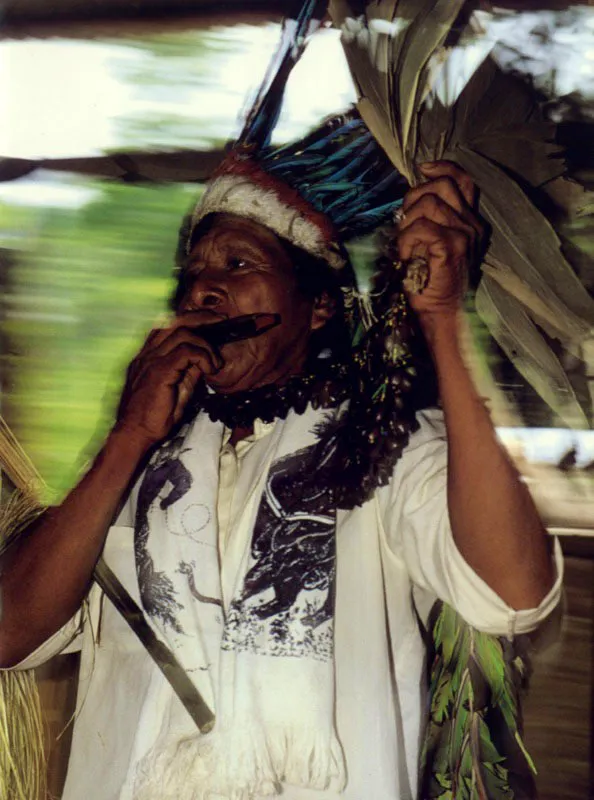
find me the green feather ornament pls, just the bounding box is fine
[421,602,536,800]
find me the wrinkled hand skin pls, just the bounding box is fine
[116,312,224,446]
[397,161,487,317]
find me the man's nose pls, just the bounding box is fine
[182,276,226,311]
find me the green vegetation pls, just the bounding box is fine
[0,180,199,499]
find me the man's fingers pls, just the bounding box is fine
[136,322,173,357]
[176,364,202,415]
[399,193,479,244]
[132,341,221,391]
[418,160,476,208]
[403,175,467,219]
[140,327,223,368]
[159,342,221,380]
[398,218,470,263]
[130,324,224,395]
[138,311,225,357]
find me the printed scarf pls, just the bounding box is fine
[132,406,346,799]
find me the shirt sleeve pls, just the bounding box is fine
[377,408,564,637]
[5,610,85,671]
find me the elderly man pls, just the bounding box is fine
[0,151,561,799]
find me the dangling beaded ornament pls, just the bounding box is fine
[314,245,435,510]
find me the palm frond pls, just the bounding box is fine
[0,416,43,497]
[0,671,46,800]
[330,2,594,423]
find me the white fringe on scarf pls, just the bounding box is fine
[134,724,346,800]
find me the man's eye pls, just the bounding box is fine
[227,257,248,271]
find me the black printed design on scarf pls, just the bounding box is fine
[134,428,192,634]
[222,444,336,662]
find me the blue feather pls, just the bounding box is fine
[266,154,327,172]
[238,0,327,150]
[226,4,408,244]
[345,199,403,227]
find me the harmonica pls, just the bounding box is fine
[192,313,281,347]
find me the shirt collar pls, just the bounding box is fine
[221,418,276,447]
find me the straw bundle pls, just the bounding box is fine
[0,415,47,800]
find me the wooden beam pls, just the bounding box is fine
[0,121,590,184]
[0,2,285,40]
[0,149,226,184]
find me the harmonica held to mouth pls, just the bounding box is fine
[192,313,281,347]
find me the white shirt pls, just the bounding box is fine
[10,409,563,800]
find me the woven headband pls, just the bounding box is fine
[189,154,347,272]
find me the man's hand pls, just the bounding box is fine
[397,161,486,316]
[116,313,225,446]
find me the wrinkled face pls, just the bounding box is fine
[177,214,330,393]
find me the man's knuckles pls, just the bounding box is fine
[148,343,220,374]
[419,161,476,206]
[399,216,471,245]
[399,224,471,264]
[400,193,471,232]
[403,176,466,214]
[137,331,222,367]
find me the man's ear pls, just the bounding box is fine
[310,291,337,331]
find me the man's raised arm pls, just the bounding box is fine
[397,160,555,611]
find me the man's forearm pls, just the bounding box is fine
[0,426,152,667]
[419,310,555,610]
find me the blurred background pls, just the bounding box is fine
[0,1,593,798]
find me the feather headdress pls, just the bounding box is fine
[184,1,409,291]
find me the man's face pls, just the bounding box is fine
[178,214,328,393]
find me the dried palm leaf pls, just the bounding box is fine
[0,671,46,800]
[330,2,594,426]
[0,416,43,499]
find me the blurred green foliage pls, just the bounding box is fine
[0,180,200,499]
